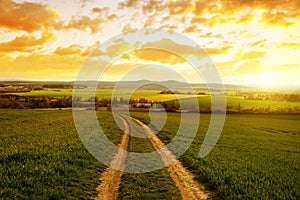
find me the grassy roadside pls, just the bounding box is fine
[118,117,182,200]
[130,112,300,199]
[0,110,123,199]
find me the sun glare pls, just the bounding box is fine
[261,72,274,87]
[0,0,299,88]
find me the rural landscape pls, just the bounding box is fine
[1,0,300,199]
[0,81,299,199]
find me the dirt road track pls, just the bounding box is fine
[94,115,214,200]
[132,117,214,200]
[94,115,130,200]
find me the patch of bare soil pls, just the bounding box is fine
[94,115,130,200]
[132,117,215,200]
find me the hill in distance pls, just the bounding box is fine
[0,79,256,91]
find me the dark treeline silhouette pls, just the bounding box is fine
[1,94,300,114]
[0,94,72,109]
[0,83,78,93]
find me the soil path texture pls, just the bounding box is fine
[94,115,130,200]
[95,114,214,200]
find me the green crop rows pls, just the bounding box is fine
[130,112,300,199]
[1,109,299,199]
[0,110,124,199]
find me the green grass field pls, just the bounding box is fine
[180,95,300,111]
[1,109,299,199]
[9,89,164,100]
[131,112,300,199]
[0,110,124,199]
[10,89,300,111]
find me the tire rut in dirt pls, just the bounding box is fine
[94,115,130,200]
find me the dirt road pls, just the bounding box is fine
[95,115,214,200]
[94,115,130,200]
[132,117,214,200]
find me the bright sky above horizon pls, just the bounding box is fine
[0,0,299,88]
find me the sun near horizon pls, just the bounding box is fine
[0,0,300,89]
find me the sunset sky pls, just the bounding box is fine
[0,0,299,88]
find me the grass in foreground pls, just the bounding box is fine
[131,112,300,200]
[118,118,182,200]
[1,109,299,199]
[0,110,123,199]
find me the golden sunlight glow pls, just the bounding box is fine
[262,72,274,86]
[0,0,299,88]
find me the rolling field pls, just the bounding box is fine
[131,112,300,199]
[179,95,300,111]
[0,110,124,199]
[9,88,300,111]
[8,89,164,100]
[1,109,299,199]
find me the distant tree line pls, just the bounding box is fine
[225,103,300,114]
[0,83,82,93]
[1,94,300,114]
[0,94,72,109]
[238,92,300,102]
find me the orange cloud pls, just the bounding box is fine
[142,0,165,15]
[0,29,55,52]
[183,25,198,33]
[116,0,300,29]
[265,63,298,71]
[167,0,193,15]
[0,53,84,80]
[237,12,255,24]
[92,7,108,14]
[279,42,300,49]
[189,0,300,27]
[204,45,232,55]
[122,24,135,33]
[55,16,104,34]
[99,36,214,65]
[159,24,178,31]
[81,42,101,56]
[190,16,206,24]
[263,11,296,27]
[107,14,117,21]
[141,38,210,61]
[118,0,139,9]
[0,0,59,32]
[103,63,142,75]
[201,32,223,38]
[190,15,223,28]
[215,61,236,70]
[53,41,102,56]
[249,39,267,48]
[118,38,227,64]
[143,15,156,28]
[238,51,267,61]
[123,49,185,65]
[237,60,263,74]
[53,42,101,56]
[54,45,84,55]
[103,39,133,58]
[237,60,298,74]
